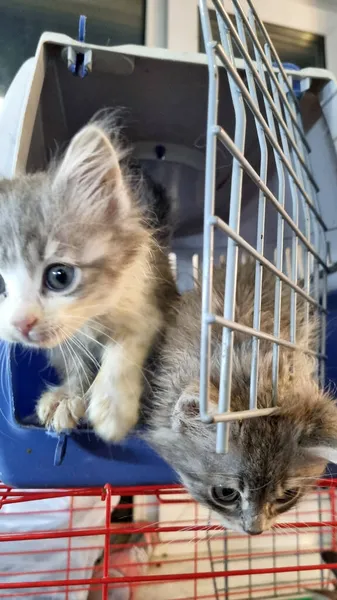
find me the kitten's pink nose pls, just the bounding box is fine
[13,316,38,338]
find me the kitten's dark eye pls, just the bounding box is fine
[0,275,5,296]
[277,488,300,505]
[44,264,77,293]
[211,486,240,506]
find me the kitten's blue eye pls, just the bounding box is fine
[211,486,240,506]
[44,264,77,293]
[0,275,5,295]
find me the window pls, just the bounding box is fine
[0,0,145,96]
[199,10,326,69]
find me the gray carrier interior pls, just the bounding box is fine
[7,37,336,293]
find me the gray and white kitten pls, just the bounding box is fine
[0,118,177,442]
[145,261,337,534]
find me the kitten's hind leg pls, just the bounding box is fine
[87,340,144,442]
[36,386,86,432]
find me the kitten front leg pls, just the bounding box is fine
[87,339,145,442]
[36,377,87,432]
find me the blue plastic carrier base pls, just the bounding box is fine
[0,344,178,488]
[326,291,337,387]
[324,291,337,478]
[1,290,336,488]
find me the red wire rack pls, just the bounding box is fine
[0,480,337,599]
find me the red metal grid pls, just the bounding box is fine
[0,480,335,599]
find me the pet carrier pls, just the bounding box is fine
[0,0,336,486]
[0,480,337,600]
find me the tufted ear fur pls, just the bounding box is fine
[53,123,131,217]
[295,396,337,464]
[172,381,218,433]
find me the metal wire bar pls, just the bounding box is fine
[318,492,325,587]
[198,1,219,426]
[249,17,286,405]
[272,518,277,596]
[239,1,302,129]
[215,125,327,266]
[223,532,229,598]
[281,78,312,351]
[285,80,312,351]
[321,265,328,386]
[198,0,328,449]
[215,5,247,452]
[206,514,220,600]
[214,42,326,232]
[213,0,317,190]
[314,257,321,382]
[295,504,301,592]
[273,60,323,379]
[212,214,324,311]
[248,533,252,600]
[212,315,325,360]
[261,59,300,345]
[288,77,325,382]
[233,0,310,158]
[212,406,278,423]
[277,86,300,344]
[245,0,301,108]
[233,4,268,412]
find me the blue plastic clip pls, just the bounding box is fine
[44,428,69,466]
[78,14,86,43]
[68,15,90,78]
[54,432,68,466]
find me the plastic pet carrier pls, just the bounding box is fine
[0,0,337,487]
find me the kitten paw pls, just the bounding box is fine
[88,393,138,442]
[37,389,85,432]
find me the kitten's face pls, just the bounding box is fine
[151,385,337,535]
[0,123,142,348]
[177,418,325,534]
[0,201,117,348]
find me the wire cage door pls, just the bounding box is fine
[198,0,329,452]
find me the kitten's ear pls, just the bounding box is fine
[299,397,337,464]
[172,382,218,433]
[53,123,130,216]
[172,385,199,433]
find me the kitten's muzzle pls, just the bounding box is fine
[13,316,38,338]
[243,513,265,535]
[13,317,55,346]
[245,528,263,536]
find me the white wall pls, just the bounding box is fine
[146,0,337,76]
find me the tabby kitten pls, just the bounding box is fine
[0,119,177,442]
[145,261,337,534]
